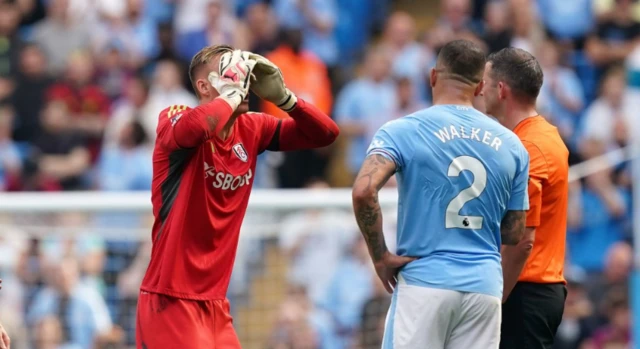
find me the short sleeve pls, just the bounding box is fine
[507,144,530,211]
[522,141,549,227]
[366,120,413,171]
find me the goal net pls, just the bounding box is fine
[0,190,399,349]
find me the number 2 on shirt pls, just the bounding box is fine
[445,156,487,230]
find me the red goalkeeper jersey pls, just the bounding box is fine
[140,98,338,300]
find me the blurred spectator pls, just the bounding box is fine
[537,0,593,43]
[174,0,209,35]
[480,0,512,54]
[581,287,631,349]
[39,213,106,294]
[67,0,132,25]
[567,183,631,271]
[586,0,640,89]
[537,39,585,146]
[30,101,90,191]
[17,0,46,29]
[153,22,183,64]
[98,121,152,191]
[579,67,636,217]
[321,236,376,348]
[594,0,640,23]
[429,0,476,49]
[263,29,333,187]
[262,28,332,118]
[244,2,279,55]
[554,279,595,349]
[31,0,91,75]
[279,180,356,303]
[103,76,152,148]
[334,0,386,69]
[176,0,248,62]
[0,105,21,191]
[143,0,174,25]
[11,44,52,143]
[116,241,151,345]
[335,46,395,176]
[143,59,197,139]
[27,257,112,349]
[0,220,28,349]
[587,242,633,303]
[382,12,432,103]
[0,1,23,101]
[509,0,539,53]
[46,51,111,161]
[16,238,47,314]
[91,0,159,69]
[269,284,337,349]
[393,76,429,119]
[273,0,338,69]
[95,45,135,101]
[32,316,80,349]
[359,278,391,349]
[92,326,125,349]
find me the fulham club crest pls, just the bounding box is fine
[233,143,248,162]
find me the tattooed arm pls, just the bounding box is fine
[500,210,531,302]
[501,210,527,246]
[352,154,395,261]
[352,154,415,293]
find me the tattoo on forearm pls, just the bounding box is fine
[356,202,385,261]
[353,154,394,262]
[501,210,526,245]
[358,155,391,191]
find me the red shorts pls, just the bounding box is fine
[136,291,241,349]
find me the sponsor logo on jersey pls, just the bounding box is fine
[204,162,253,191]
[232,143,248,162]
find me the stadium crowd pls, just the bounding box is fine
[0,0,636,348]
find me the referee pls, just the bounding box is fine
[482,48,569,349]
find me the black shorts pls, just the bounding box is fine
[500,282,567,349]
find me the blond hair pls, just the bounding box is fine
[188,45,234,97]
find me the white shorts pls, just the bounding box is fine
[382,276,501,349]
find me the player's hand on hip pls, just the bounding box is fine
[241,50,298,112]
[374,251,417,294]
[209,49,256,111]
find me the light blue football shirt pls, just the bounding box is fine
[368,105,530,299]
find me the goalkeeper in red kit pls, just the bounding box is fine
[135,46,339,349]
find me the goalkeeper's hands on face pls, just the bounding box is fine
[209,50,256,111]
[241,51,298,112]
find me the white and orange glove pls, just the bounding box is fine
[242,51,298,112]
[209,50,256,110]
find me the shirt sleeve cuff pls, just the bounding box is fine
[368,149,400,169]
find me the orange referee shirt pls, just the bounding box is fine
[513,116,569,284]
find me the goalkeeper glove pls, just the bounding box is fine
[243,51,298,112]
[208,50,256,111]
